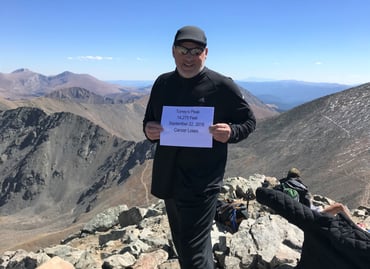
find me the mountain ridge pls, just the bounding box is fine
[226,83,370,209]
[0,69,129,99]
[0,107,154,216]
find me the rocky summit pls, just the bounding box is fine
[1,175,369,269]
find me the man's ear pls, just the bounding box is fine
[172,46,176,58]
[204,47,208,59]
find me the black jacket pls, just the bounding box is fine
[256,187,370,269]
[143,68,256,198]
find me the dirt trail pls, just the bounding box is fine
[140,161,151,205]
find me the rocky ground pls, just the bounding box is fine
[1,174,369,269]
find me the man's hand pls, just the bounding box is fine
[209,123,231,143]
[144,121,163,140]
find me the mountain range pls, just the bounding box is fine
[0,68,368,254]
[235,80,352,111]
[0,68,147,101]
[111,79,352,111]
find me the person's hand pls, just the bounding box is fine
[145,121,163,140]
[209,123,231,143]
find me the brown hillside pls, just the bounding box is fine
[226,83,370,209]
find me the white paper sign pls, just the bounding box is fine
[160,106,214,148]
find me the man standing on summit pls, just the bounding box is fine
[143,25,256,268]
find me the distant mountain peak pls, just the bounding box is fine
[54,71,75,77]
[45,87,116,104]
[0,69,127,99]
[12,68,31,73]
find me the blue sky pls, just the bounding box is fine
[1,0,369,84]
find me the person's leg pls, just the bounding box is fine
[166,191,217,269]
[164,198,184,262]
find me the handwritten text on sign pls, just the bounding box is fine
[160,106,214,148]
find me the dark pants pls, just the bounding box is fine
[165,191,218,269]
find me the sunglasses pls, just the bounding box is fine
[175,45,205,56]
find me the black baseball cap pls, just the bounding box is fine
[174,26,207,47]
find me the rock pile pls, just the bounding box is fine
[1,174,369,269]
